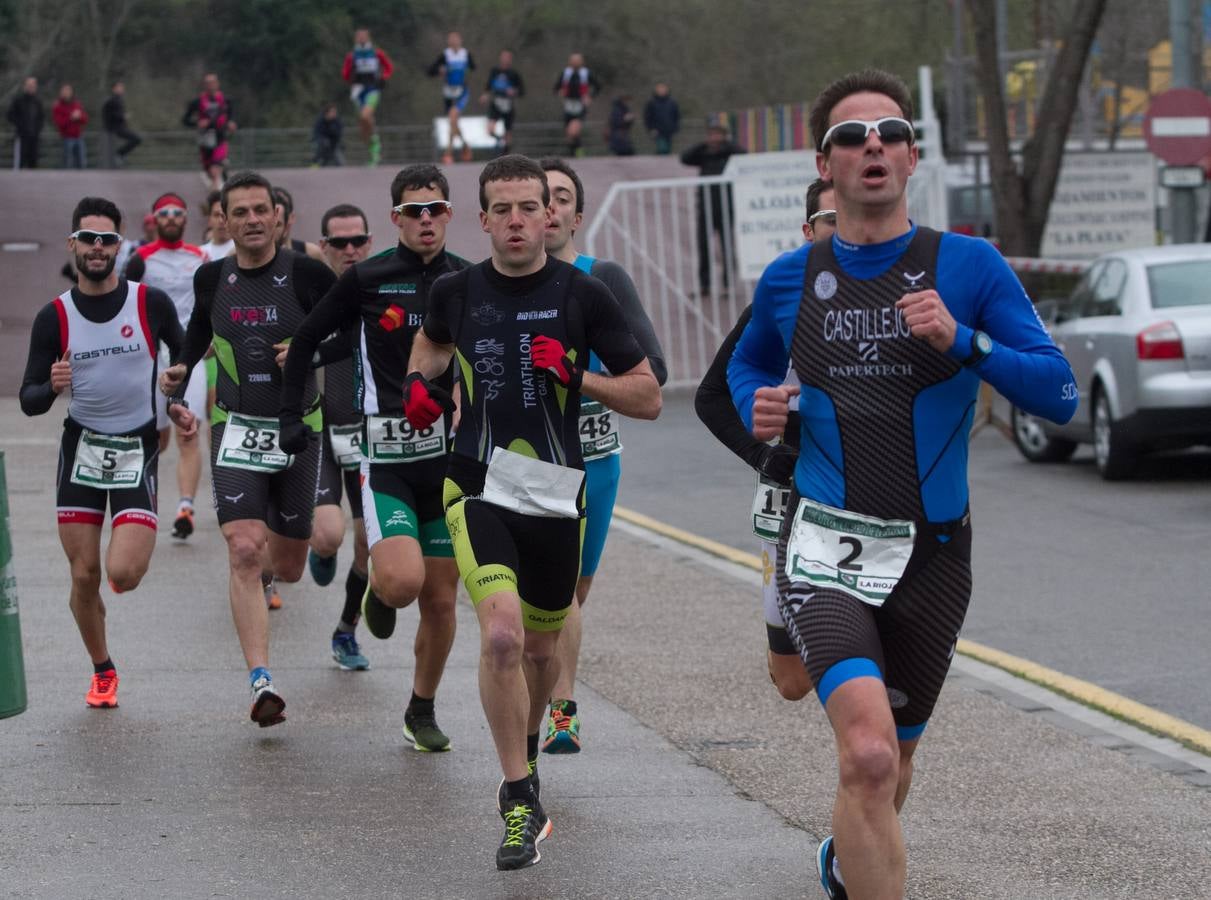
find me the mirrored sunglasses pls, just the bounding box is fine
[820,117,914,150]
[70,230,123,246]
[324,234,371,249]
[393,201,452,219]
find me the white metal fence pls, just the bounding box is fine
[584,157,950,388]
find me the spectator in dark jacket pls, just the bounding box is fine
[52,83,88,169]
[643,82,680,154]
[681,117,746,297]
[312,104,344,166]
[6,76,44,169]
[606,95,636,156]
[101,81,141,168]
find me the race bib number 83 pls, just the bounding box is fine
[217,413,291,472]
[784,497,916,607]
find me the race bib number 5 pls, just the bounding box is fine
[70,431,144,489]
[784,498,916,607]
[579,399,621,461]
[217,413,291,472]
[364,415,446,463]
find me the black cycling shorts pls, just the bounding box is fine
[56,423,159,530]
[209,421,321,540]
[317,429,363,520]
[445,479,583,632]
[775,488,973,741]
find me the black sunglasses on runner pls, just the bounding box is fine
[324,234,371,249]
[70,230,123,246]
[821,117,914,150]
[393,201,452,219]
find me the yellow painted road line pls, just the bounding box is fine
[613,505,1211,757]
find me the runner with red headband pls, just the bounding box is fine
[125,192,209,540]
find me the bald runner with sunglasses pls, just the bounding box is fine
[728,70,1076,900]
[280,164,468,753]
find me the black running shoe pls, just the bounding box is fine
[171,507,194,539]
[360,584,396,639]
[495,797,551,870]
[403,707,451,752]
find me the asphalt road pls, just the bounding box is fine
[619,388,1211,732]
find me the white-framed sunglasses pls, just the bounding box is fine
[69,230,123,246]
[820,117,914,150]
[392,201,452,219]
[808,209,837,226]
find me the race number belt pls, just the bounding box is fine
[363,414,446,463]
[328,422,364,470]
[482,447,583,519]
[217,413,292,472]
[751,474,790,541]
[70,430,144,489]
[492,95,513,113]
[579,399,621,461]
[443,84,466,100]
[784,497,916,607]
[563,98,585,116]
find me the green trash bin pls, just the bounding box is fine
[0,450,28,718]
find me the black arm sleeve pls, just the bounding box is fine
[19,303,63,417]
[145,287,184,364]
[181,98,197,127]
[293,255,338,313]
[124,252,145,282]
[280,265,360,417]
[591,260,668,385]
[514,71,526,97]
[421,269,463,345]
[172,262,219,401]
[578,274,645,377]
[695,305,769,470]
[426,54,445,77]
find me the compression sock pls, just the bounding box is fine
[341,566,367,629]
[527,731,540,762]
[408,691,434,716]
[94,658,115,675]
[504,776,535,803]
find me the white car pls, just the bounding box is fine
[1011,244,1211,479]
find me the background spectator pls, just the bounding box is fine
[7,76,44,169]
[182,73,236,192]
[312,103,344,166]
[643,82,680,154]
[681,116,746,297]
[606,94,636,156]
[52,83,88,168]
[101,80,141,168]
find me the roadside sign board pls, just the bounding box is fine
[1143,88,1211,165]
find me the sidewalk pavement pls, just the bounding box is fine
[1,397,1209,899]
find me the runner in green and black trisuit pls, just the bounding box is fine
[405,155,661,871]
[161,170,337,729]
[281,165,468,752]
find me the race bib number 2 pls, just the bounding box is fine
[784,498,916,607]
[364,415,445,463]
[70,431,144,489]
[217,413,291,472]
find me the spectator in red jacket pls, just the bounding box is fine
[52,84,88,169]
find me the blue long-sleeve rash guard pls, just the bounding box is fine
[728,225,1077,523]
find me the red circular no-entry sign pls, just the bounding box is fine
[1144,88,1211,165]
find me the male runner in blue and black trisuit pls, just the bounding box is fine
[727,69,1077,900]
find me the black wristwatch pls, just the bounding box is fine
[961,330,993,368]
[167,396,189,410]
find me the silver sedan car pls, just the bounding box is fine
[1011,244,1211,479]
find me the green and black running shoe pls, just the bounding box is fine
[360,583,396,640]
[495,797,551,870]
[403,707,451,752]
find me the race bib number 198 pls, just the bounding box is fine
[784,498,916,607]
[364,415,445,463]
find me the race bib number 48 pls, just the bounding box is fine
[579,400,621,461]
[217,413,291,472]
[70,431,144,489]
[364,415,445,463]
[328,422,364,470]
[784,498,916,607]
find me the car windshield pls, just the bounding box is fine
[1147,260,1211,309]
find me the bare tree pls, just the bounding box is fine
[966,0,1109,257]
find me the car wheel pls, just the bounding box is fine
[1010,406,1078,462]
[1092,389,1136,480]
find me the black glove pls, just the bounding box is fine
[278,412,310,455]
[756,442,797,485]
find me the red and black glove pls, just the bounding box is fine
[530,335,583,391]
[403,372,455,429]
